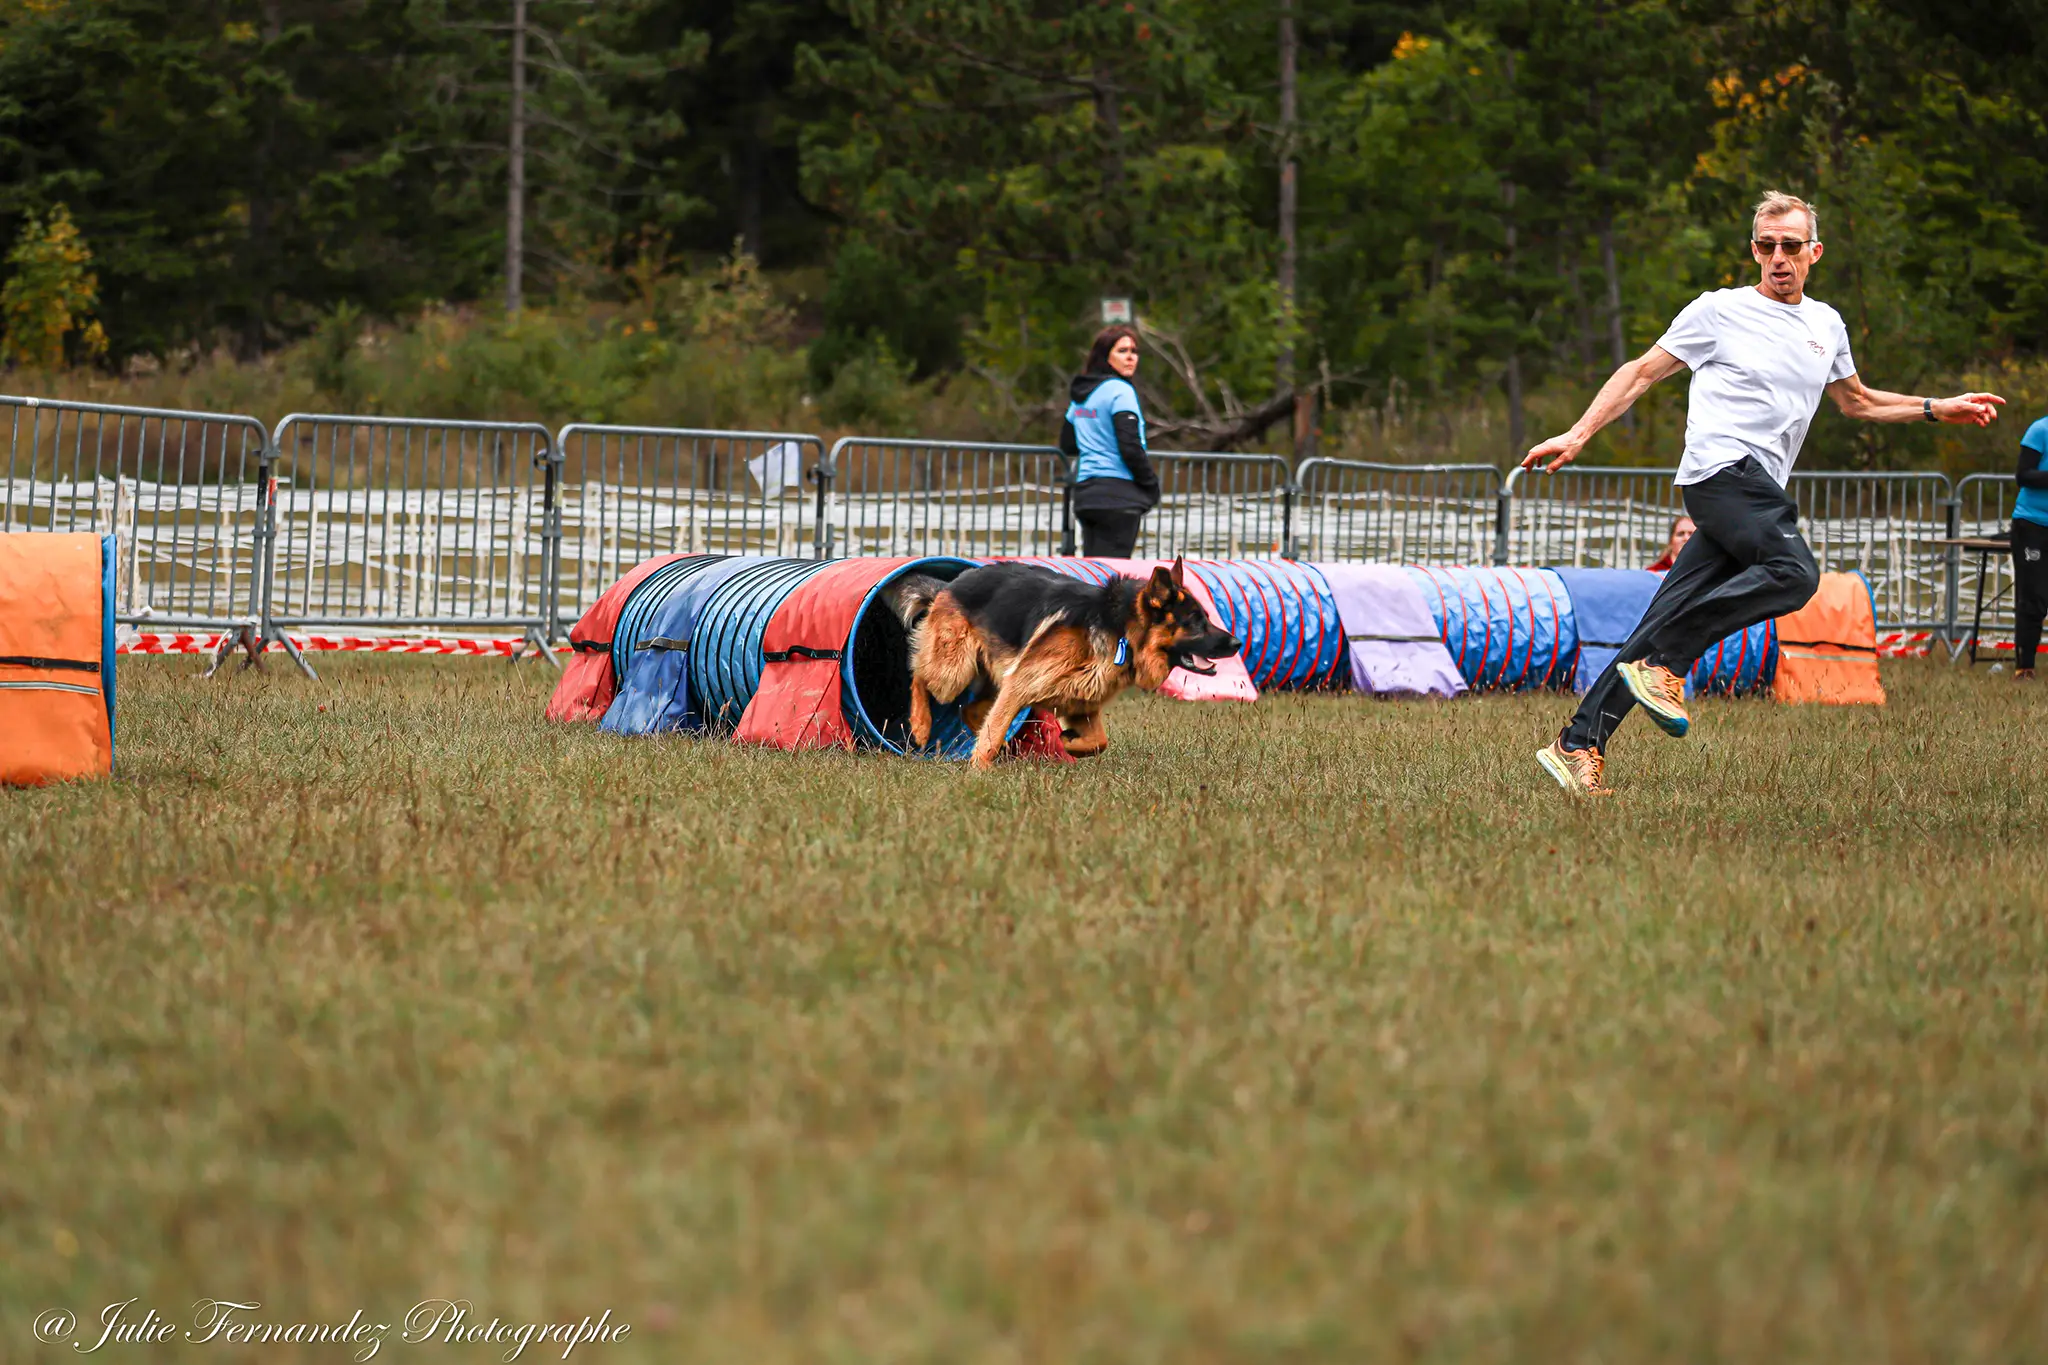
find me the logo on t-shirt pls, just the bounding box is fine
[1806,339,1826,356]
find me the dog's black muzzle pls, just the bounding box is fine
[1168,628,1240,676]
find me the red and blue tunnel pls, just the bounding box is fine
[549,554,1801,757]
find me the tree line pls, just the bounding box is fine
[2,0,2044,467]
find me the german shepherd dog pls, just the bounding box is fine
[887,558,1240,769]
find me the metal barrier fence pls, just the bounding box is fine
[1139,452,1293,559]
[1952,473,2019,651]
[1503,465,1966,635]
[1500,465,1685,569]
[555,425,825,627]
[3,395,273,629]
[823,437,1070,558]
[7,389,2035,662]
[1788,471,1953,634]
[1293,459,1503,565]
[268,413,558,660]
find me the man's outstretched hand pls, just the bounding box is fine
[1934,393,2005,427]
[1521,431,1585,473]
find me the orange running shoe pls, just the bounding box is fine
[1617,659,1690,737]
[1536,738,1614,797]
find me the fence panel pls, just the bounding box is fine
[267,414,555,638]
[1506,464,1954,632]
[825,438,1070,558]
[555,425,824,621]
[1787,471,1952,633]
[2,394,271,627]
[1951,473,2019,647]
[1291,459,1502,565]
[1140,452,1293,559]
[1501,465,1685,569]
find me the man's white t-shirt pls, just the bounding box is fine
[1655,287,1856,487]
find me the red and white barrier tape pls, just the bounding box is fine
[119,632,567,657]
[1877,630,2032,659]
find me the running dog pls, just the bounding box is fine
[890,558,1240,769]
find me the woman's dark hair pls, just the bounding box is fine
[1083,324,1141,375]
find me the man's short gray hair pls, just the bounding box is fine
[1753,190,1819,242]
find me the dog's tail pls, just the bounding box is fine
[880,573,946,631]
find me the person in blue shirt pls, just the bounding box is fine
[2013,416,2048,678]
[1059,324,1160,558]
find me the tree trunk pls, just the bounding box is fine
[505,0,528,317]
[1562,232,1592,379]
[1093,64,1125,199]
[1503,176,1524,462]
[739,109,765,261]
[1599,217,1625,368]
[1598,215,1632,433]
[1277,0,1300,459]
[241,0,286,359]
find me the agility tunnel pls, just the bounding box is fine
[548,554,1880,757]
[1,532,116,786]
[557,554,1039,758]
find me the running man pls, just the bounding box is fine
[1528,190,2005,795]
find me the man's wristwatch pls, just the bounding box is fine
[1924,397,1937,422]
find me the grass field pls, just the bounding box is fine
[4,655,2046,1363]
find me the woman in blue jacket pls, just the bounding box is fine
[1059,324,1161,558]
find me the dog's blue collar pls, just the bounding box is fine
[1114,636,1131,668]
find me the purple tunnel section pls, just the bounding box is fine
[1313,563,1466,698]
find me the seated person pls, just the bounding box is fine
[1647,514,1696,572]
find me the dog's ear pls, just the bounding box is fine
[1144,564,1175,608]
[1170,555,1186,589]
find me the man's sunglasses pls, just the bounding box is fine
[1753,238,1814,257]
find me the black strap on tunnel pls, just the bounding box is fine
[1345,632,1445,644]
[570,639,610,653]
[762,645,842,663]
[0,654,100,673]
[637,636,689,652]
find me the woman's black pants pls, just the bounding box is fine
[2013,517,2048,671]
[1078,510,1144,559]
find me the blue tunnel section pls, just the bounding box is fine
[1184,558,1345,690]
[602,555,766,737]
[1550,566,1777,697]
[1404,566,1579,692]
[689,558,838,733]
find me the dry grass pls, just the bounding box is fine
[3,655,2045,1363]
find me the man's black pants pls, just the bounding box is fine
[1563,457,1820,752]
